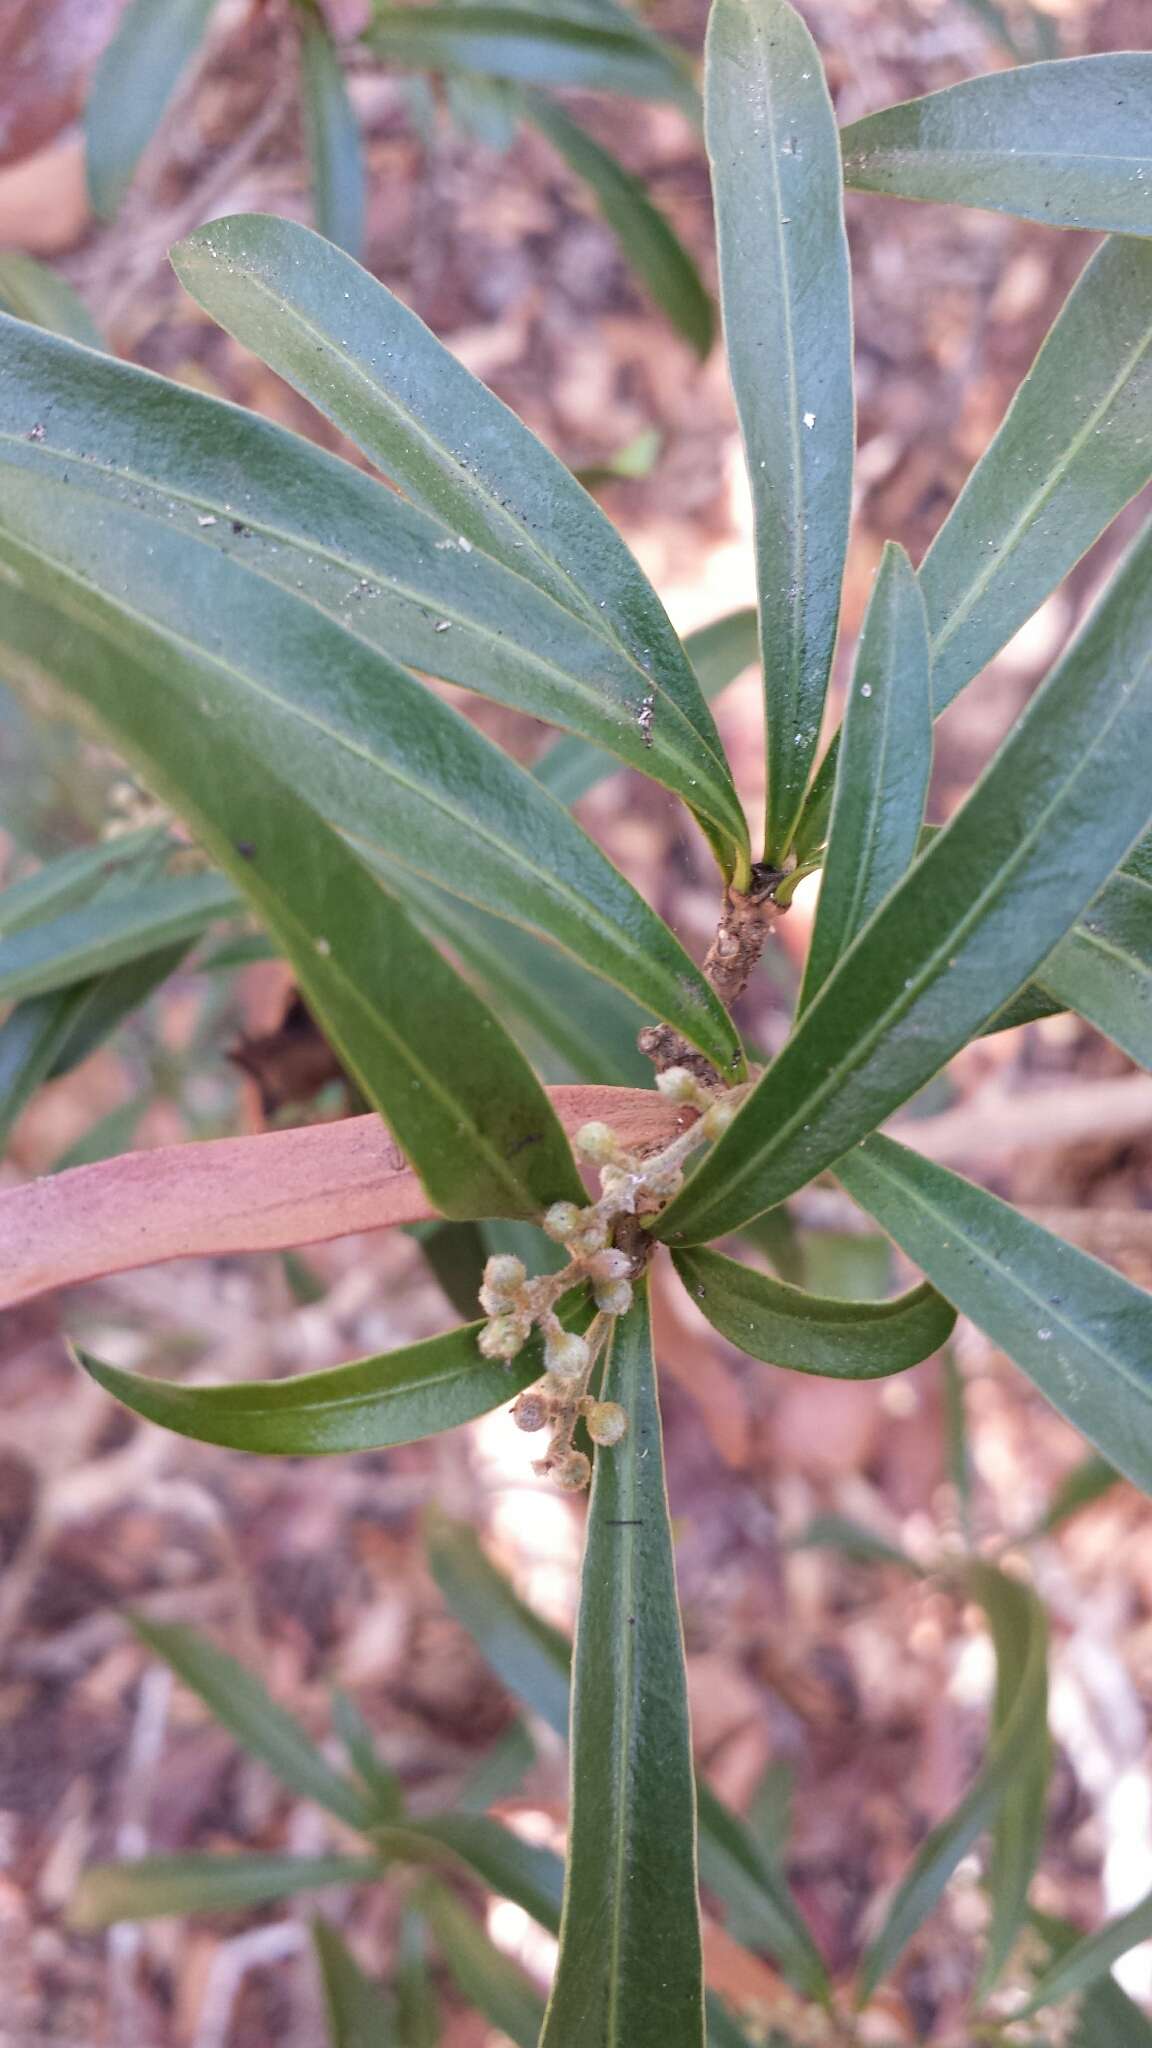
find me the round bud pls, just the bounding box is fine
[542,1200,582,1244]
[594,1278,633,1316]
[656,1066,700,1105]
[482,1253,526,1298]
[702,1096,738,1141]
[511,1390,551,1433]
[479,1311,530,1361]
[551,1449,592,1492]
[545,1332,591,1383]
[571,1215,611,1257]
[585,1401,628,1447]
[588,1248,631,1284]
[573,1121,619,1165]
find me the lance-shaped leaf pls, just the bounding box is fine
[366,7,699,119]
[70,1854,378,1929]
[75,1318,550,1456]
[655,525,1152,1245]
[841,56,1152,235]
[86,0,221,217]
[0,318,747,867]
[312,1920,394,2048]
[0,488,740,1077]
[1037,870,1152,1072]
[921,236,1152,713]
[799,544,931,1006]
[298,8,365,257]
[856,1563,1048,2003]
[695,1781,829,1999]
[980,1567,1052,1996]
[169,218,739,841]
[671,1245,954,1378]
[0,598,579,1223]
[525,93,713,356]
[0,253,102,350]
[131,1619,378,1829]
[331,1692,404,1821]
[1016,1898,1152,2022]
[375,1816,563,1934]
[1025,1455,1121,1541]
[0,826,172,937]
[422,1882,544,2048]
[837,1136,1152,1497]
[706,0,853,862]
[395,1910,440,2048]
[0,872,238,1002]
[540,1284,705,2048]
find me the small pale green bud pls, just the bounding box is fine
[574,1120,619,1165]
[545,1332,591,1383]
[585,1401,628,1447]
[593,1278,633,1316]
[588,1248,631,1283]
[542,1200,582,1243]
[512,1389,551,1433]
[479,1311,530,1360]
[482,1253,526,1297]
[551,1449,592,1491]
[656,1066,700,1105]
[702,1096,738,1140]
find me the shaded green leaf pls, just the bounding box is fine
[706,1992,762,2048]
[1026,1454,1122,1540]
[706,0,853,861]
[857,1563,1048,2002]
[75,1319,548,1457]
[671,1243,955,1377]
[299,9,365,256]
[0,871,237,1002]
[455,1719,536,1813]
[376,1815,563,1934]
[366,7,699,118]
[696,1781,829,1998]
[837,1136,1152,1497]
[85,0,221,217]
[71,1853,377,1928]
[411,1221,489,1322]
[943,1352,974,1544]
[0,826,172,939]
[425,1513,572,1742]
[312,1919,394,2046]
[526,93,713,354]
[1026,1911,1152,2042]
[131,1619,376,1829]
[422,1881,544,2048]
[331,1692,405,1821]
[0,253,102,350]
[0,314,747,872]
[799,543,931,1005]
[540,1282,705,2048]
[921,236,1152,714]
[656,524,1152,1245]
[789,1513,921,1572]
[395,1910,440,2048]
[1038,871,1152,1071]
[981,1563,1052,1995]
[841,56,1152,235]
[1018,1892,1152,2021]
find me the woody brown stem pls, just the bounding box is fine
[638,864,786,1083]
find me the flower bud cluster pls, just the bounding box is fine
[477,1081,749,1488]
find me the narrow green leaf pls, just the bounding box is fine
[695,1781,829,1998]
[331,1692,405,1821]
[1038,871,1152,1071]
[942,1352,974,1544]
[856,1563,1048,2003]
[837,1136,1152,1497]
[75,1320,548,1456]
[395,1910,440,2048]
[0,872,237,1002]
[0,315,747,869]
[841,56,1152,235]
[981,1564,1052,1995]
[526,94,713,355]
[1025,1911,1152,2041]
[706,1993,762,2048]
[656,524,1152,1245]
[411,1221,489,1323]
[0,253,102,350]
[312,1920,394,2047]
[921,236,1152,713]
[366,7,699,118]
[799,544,931,1006]
[298,10,366,256]
[1026,1454,1122,1540]
[0,487,740,1081]
[1017,1892,1152,2021]
[131,1619,376,1830]
[540,1282,705,2048]
[706,0,854,861]
[671,1244,954,1378]
[422,1881,544,2048]
[376,1815,563,1934]
[70,1854,377,1928]
[168,215,742,869]
[455,1719,536,1814]
[0,826,172,939]
[789,1514,921,1572]
[425,1513,572,1742]
[85,0,221,217]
